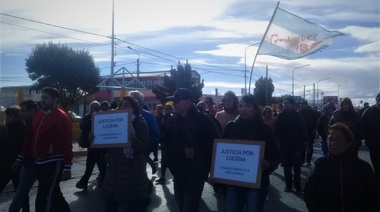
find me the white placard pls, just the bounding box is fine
[211,139,265,188]
[91,110,131,148]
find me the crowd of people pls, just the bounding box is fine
[0,87,379,212]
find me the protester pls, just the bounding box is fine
[223,94,280,212]
[316,103,336,155]
[110,97,120,109]
[101,96,151,211]
[154,104,164,163]
[212,90,239,198]
[329,97,363,154]
[100,100,110,111]
[298,100,317,166]
[217,102,224,111]
[196,101,222,134]
[155,101,174,184]
[76,101,107,189]
[362,92,380,181]
[204,96,218,117]
[0,107,25,198]
[274,97,308,193]
[129,90,160,175]
[215,90,239,132]
[9,100,38,212]
[165,88,220,212]
[278,103,284,114]
[195,101,208,111]
[262,106,275,131]
[304,122,380,212]
[358,102,370,117]
[14,87,73,211]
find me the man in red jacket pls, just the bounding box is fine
[14,87,73,212]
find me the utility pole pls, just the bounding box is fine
[127,46,140,80]
[109,0,115,103]
[313,83,316,106]
[265,65,268,106]
[292,64,310,96]
[303,85,306,100]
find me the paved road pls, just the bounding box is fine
[0,141,372,212]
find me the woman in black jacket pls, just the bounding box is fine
[0,107,25,193]
[102,96,150,212]
[223,94,280,212]
[304,122,379,212]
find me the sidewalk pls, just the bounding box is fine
[3,141,372,211]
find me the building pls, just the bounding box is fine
[0,69,203,115]
[95,68,202,112]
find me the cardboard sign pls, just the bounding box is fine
[91,110,132,148]
[210,139,265,189]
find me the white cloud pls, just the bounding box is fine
[1,0,379,102]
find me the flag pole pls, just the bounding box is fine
[248,1,280,94]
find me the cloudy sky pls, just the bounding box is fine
[1,0,379,105]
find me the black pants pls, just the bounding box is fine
[35,161,70,212]
[173,177,205,212]
[80,148,107,183]
[306,133,315,163]
[369,144,380,181]
[283,165,301,190]
[0,166,18,193]
[105,199,147,212]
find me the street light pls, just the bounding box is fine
[292,64,310,96]
[127,46,140,78]
[317,77,330,106]
[127,46,139,59]
[244,42,260,94]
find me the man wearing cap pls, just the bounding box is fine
[362,93,380,181]
[164,88,221,212]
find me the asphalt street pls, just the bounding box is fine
[0,140,372,212]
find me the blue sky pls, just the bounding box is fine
[1,0,379,105]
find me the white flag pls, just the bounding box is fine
[258,8,344,60]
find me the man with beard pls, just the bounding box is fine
[14,87,72,212]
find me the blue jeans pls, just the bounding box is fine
[320,139,329,155]
[9,165,36,212]
[227,185,269,212]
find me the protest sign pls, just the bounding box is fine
[210,139,265,189]
[91,110,131,148]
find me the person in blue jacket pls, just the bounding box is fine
[129,90,160,175]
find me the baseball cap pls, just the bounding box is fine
[166,88,194,102]
[165,101,174,107]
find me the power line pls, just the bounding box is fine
[1,21,105,45]
[1,12,253,80]
[0,13,110,39]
